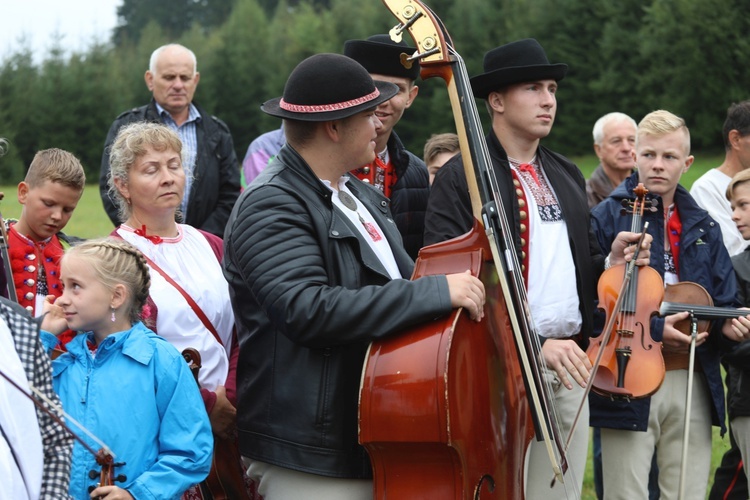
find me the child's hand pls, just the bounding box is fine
[40,295,68,335]
[89,485,134,499]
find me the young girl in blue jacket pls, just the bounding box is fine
[42,238,213,499]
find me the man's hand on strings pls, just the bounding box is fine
[723,310,750,342]
[542,338,592,390]
[446,270,486,322]
[609,230,653,267]
[662,311,708,353]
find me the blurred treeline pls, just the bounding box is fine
[1,0,749,183]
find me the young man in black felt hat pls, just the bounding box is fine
[222,53,485,500]
[344,34,430,260]
[423,38,651,498]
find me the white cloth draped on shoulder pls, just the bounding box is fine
[0,320,43,500]
[117,224,234,390]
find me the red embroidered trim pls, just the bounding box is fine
[280,88,380,113]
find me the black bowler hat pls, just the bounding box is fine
[470,39,567,99]
[261,53,399,122]
[343,34,420,81]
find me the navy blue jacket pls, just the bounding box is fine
[590,173,738,433]
[384,132,430,260]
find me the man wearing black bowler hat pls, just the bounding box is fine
[222,53,485,500]
[344,34,430,260]
[424,38,650,498]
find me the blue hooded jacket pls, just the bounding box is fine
[52,322,213,499]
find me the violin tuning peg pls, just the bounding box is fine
[88,485,96,493]
[89,470,99,479]
[116,474,127,482]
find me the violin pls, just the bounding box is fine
[587,184,666,400]
[660,282,726,325]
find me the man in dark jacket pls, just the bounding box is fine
[223,53,485,499]
[424,38,648,498]
[591,110,749,499]
[344,34,430,260]
[99,44,240,237]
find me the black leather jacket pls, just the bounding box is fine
[99,99,241,237]
[223,144,452,478]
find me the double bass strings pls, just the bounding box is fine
[448,43,581,498]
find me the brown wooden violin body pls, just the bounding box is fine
[663,282,713,334]
[360,224,530,499]
[588,264,665,399]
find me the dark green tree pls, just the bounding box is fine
[113,0,237,46]
[639,0,746,150]
[200,0,273,161]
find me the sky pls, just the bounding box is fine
[0,0,121,63]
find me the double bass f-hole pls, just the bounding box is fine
[586,184,666,400]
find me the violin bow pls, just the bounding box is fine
[678,312,699,499]
[0,363,119,491]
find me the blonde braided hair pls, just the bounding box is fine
[64,238,151,325]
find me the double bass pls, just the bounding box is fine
[359,1,574,498]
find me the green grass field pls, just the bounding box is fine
[0,151,733,499]
[0,184,115,239]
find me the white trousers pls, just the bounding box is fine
[524,367,589,500]
[601,370,712,500]
[242,458,372,500]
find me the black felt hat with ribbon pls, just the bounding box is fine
[261,53,398,122]
[343,34,420,81]
[470,38,567,99]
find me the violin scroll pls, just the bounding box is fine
[87,448,126,498]
[182,347,202,384]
